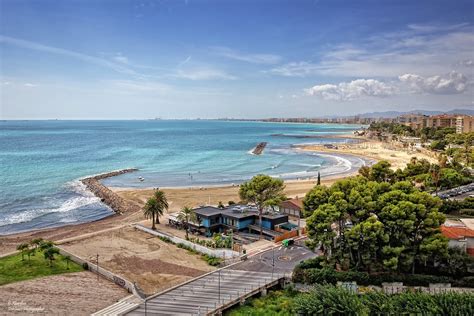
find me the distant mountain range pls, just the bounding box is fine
[351,108,474,118]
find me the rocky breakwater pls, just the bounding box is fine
[252,142,267,155]
[81,168,141,215]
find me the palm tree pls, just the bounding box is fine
[143,190,169,229]
[30,238,43,256]
[39,240,54,251]
[152,189,168,224]
[16,243,29,261]
[143,197,158,230]
[177,206,197,240]
[44,247,60,267]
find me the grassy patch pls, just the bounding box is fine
[0,251,83,286]
[225,289,299,316]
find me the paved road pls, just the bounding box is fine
[232,242,317,274]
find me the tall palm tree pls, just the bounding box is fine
[152,189,169,224]
[177,206,197,239]
[143,197,159,230]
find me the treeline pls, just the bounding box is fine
[358,158,472,192]
[368,122,457,141]
[303,176,453,275]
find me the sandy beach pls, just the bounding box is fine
[297,136,438,170]
[0,135,434,256]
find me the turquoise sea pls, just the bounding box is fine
[0,120,368,235]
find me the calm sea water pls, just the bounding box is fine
[0,120,367,235]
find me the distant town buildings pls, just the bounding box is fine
[259,113,473,134]
[396,114,474,133]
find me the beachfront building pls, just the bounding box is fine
[279,198,303,219]
[169,204,289,238]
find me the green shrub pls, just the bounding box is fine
[158,236,172,243]
[294,285,474,316]
[201,254,222,266]
[293,268,474,288]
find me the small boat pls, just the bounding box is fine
[138,176,145,182]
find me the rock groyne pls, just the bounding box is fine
[252,142,267,155]
[81,169,141,215]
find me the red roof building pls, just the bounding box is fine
[441,225,474,256]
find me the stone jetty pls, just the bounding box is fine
[81,168,141,215]
[252,142,267,155]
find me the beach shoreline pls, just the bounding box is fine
[0,134,437,255]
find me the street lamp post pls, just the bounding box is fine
[96,253,99,281]
[272,247,275,279]
[218,269,221,304]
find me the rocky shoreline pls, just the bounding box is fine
[81,169,141,215]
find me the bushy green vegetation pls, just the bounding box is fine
[292,267,474,288]
[226,289,298,316]
[188,233,233,249]
[176,243,222,266]
[227,286,474,316]
[304,176,448,274]
[368,122,415,136]
[358,159,472,191]
[294,285,474,315]
[441,197,474,215]
[0,246,82,285]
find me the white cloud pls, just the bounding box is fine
[305,79,395,101]
[175,68,237,80]
[267,61,321,77]
[268,23,474,78]
[0,35,140,77]
[212,46,282,64]
[399,71,468,94]
[458,59,473,67]
[113,54,128,64]
[23,83,38,87]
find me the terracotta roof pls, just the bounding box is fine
[441,225,474,239]
[282,198,303,209]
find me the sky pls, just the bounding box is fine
[0,0,473,119]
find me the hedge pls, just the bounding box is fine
[294,285,474,315]
[292,267,474,288]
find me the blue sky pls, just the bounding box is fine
[1,0,473,119]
